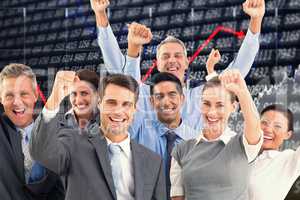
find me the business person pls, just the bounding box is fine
[0,63,64,200]
[30,72,167,200]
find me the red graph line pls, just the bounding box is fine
[37,26,245,105]
[36,85,47,105]
[141,25,245,83]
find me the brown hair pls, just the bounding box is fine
[98,74,139,104]
[75,69,99,91]
[202,76,237,103]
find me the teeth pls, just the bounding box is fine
[110,117,123,122]
[264,135,273,140]
[77,105,87,109]
[14,108,25,113]
[167,67,178,71]
[208,117,218,122]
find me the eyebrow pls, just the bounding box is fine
[261,118,285,125]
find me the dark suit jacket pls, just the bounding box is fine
[0,114,64,200]
[30,112,167,200]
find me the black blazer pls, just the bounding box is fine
[0,114,64,200]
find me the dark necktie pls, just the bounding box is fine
[165,130,177,198]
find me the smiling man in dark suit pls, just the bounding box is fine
[30,72,167,200]
[0,63,64,200]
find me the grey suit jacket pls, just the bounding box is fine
[30,112,167,200]
[0,114,64,200]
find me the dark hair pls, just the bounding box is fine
[98,74,139,103]
[261,104,294,132]
[149,72,183,95]
[202,77,237,103]
[75,69,99,91]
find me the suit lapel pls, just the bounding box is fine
[0,115,25,182]
[131,141,145,200]
[8,124,26,181]
[88,131,117,200]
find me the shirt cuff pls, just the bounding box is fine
[171,186,185,197]
[42,107,59,122]
[205,71,218,81]
[242,130,263,163]
[124,55,141,80]
[97,24,113,40]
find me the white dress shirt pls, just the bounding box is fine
[249,148,300,200]
[170,127,263,197]
[106,136,135,200]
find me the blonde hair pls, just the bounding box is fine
[0,63,37,91]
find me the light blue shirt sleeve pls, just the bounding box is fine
[226,29,260,78]
[97,25,141,80]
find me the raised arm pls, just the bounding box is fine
[91,0,124,73]
[91,0,142,79]
[30,71,76,175]
[126,22,153,80]
[219,69,261,145]
[226,0,265,78]
[206,48,221,75]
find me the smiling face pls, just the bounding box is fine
[156,42,189,83]
[0,75,38,128]
[200,85,236,139]
[261,110,292,150]
[150,81,184,128]
[70,80,98,120]
[98,84,136,137]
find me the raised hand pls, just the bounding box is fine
[90,0,110,13]
[127,22,153,46]
[219,69,248,97]
[45,71,76,110]
[243,0,265,19]
[206,49,221,75]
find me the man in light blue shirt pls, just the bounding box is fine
[130,72,198,164]
[91,0,265,131]
[129,72,198,198]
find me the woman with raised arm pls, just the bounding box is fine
[170,69,262,200]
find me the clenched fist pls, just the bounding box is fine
[206,49,221,75]
[90,0,110,13]
[127,22,153,46]
[219,69,248,97]
[243,0,265,19]
[45,71,76,110]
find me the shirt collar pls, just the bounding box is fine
[259,150,280,159]
[105,133,131,158]
[154,119,196,141]
[17,122,35,140]
[195,127,236,145]
[65,109,74,117]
